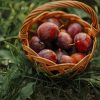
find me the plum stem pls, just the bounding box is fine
[59,24,64,29]
[58,48,61,52]
[69,43,75,46]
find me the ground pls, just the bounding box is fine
[0,0,100,100]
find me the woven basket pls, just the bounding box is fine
[19,1,99,77]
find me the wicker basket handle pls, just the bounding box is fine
[20,0,99,35]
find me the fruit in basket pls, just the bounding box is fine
[29,36,45,52]
[37,22,59,41]
[56,49,67,63]
[74,32,92,52]
[71,53,85,63]
[38,49,57,63]
[57,31,73,49]
[67,23,82,38]
[60,55,76,64]
[46,17,61,27]
[29,17,91,64]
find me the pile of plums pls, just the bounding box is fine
[29,17,92,64]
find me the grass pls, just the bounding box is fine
[0,0,100,100]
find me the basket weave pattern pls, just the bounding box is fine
[19,1,99,76]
